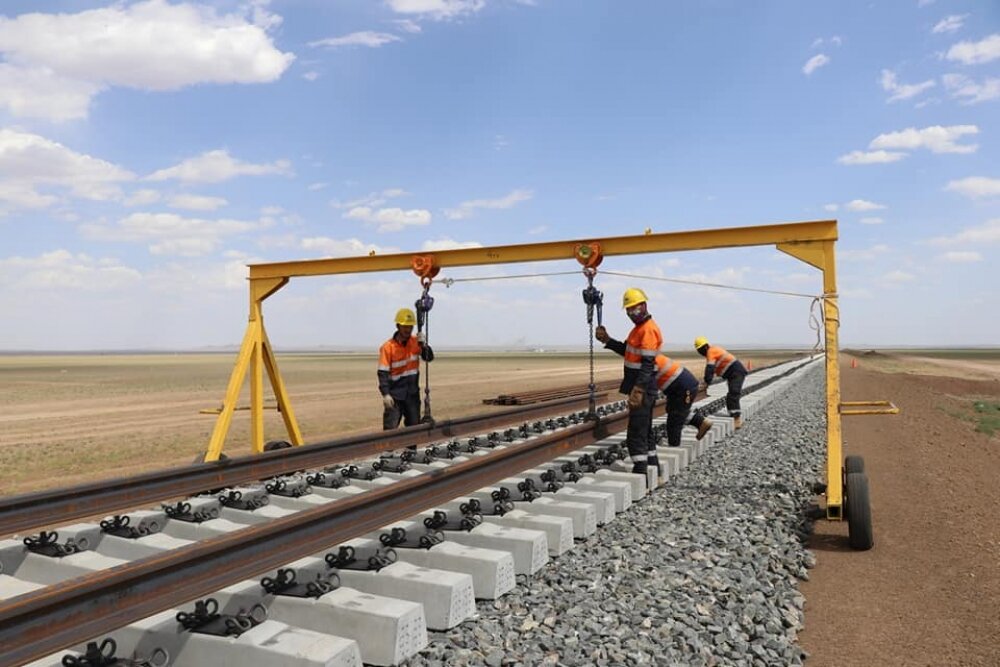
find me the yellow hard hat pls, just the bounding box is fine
[395,308,417,327]
[622,287,648,309]
[694,336,709,349]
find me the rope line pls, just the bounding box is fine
[440,268,821,299]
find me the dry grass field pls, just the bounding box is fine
[0,349,796,495]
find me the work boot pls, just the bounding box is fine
[733,415,743,430]
[695,419,713,441]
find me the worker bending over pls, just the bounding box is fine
[694,336,747,429]
[378,308,434,430]
[652,352,714,446]
[594,287,661,475]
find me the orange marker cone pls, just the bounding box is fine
[747,360,753,371]
[851,358,857,369]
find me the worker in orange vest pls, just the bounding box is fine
[378,308,434,430]
[652,353,714,446]
[594,287,661,475]
[694,336,747,429]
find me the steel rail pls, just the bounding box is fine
[0,394,606,538]
[0,409,627,667]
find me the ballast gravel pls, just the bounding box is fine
[410,364,826,667]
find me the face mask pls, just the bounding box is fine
[626,304,647,323]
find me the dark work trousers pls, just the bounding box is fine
[383,393,420,430]
[724,368,747,417]
[626,390,657,471]
[663,371,705,447]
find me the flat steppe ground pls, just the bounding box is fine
[1,348,997,665]
[0,349,790,495]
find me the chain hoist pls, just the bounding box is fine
[414,276,434,424]
[574,242,605,421]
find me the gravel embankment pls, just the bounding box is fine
[412,364,826,667]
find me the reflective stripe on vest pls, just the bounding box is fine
[708,345,736,376]
[655,354,682,390]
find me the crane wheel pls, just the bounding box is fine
[846,471,874,550]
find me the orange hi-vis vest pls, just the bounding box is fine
[654,354,683,390]
[378,336,421,389]
[706,345,736,377]
[624,318,662,370]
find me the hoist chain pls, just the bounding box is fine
[581,268,604,421]
[415,277,435,424]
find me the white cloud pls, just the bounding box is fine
[918,0,936,6]
[386,0,487,20]
[302,71,320,81]
[168,194,228,211]
[393,19,423,34]
[880,69,935,103]
[802,53,830,75]
[811,36,842,48]
[870,124,979,154]
[344,206,432,232]
[147,149,292,184]
[927,219,1000,245]
[823,203,839,212]
[80,212,265,256]
[942,73,1000,104]
[860,217,884,225]
[836,149,907,165]
[307,182,329,191]
[332,188,409,210]
[0,250,141,290]
[0,0,293,121]
[846,199,887,211]
[0,128,134,211]
[945,33,1000,65]
[300,236,398,257]
[940,250,982,263]
[839,244,890,261]
[932,15,968,34]
[125,189,162,206]
[309,31,402,48]
[421,238,483,251]
[944,176,1000,199]
[0,64,100,121]
[444,188,533,220]
[528,225,548,235]
[884,270,915,283]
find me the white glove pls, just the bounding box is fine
[382,394,395,409]
[416,332,426,344]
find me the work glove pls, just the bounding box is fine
[627,386,644,410]
[382,394,395,410]
[416,332,426,344]
[594,325,610,343]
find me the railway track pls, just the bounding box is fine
[0,356,820,667]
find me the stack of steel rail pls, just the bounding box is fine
[482,379,621,405]
[0,356,821,667]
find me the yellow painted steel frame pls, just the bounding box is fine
[208,219,864,518]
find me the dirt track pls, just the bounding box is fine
[800,361,1000,666]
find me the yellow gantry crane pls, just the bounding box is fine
[205,219,896,549]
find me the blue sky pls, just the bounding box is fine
[0,0,997,350]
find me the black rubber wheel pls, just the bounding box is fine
[846,471,874,550]
[844,455,865,474]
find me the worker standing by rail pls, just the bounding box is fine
[694,336,747,429]
[378,308,434,429]
[594,287,661,475]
